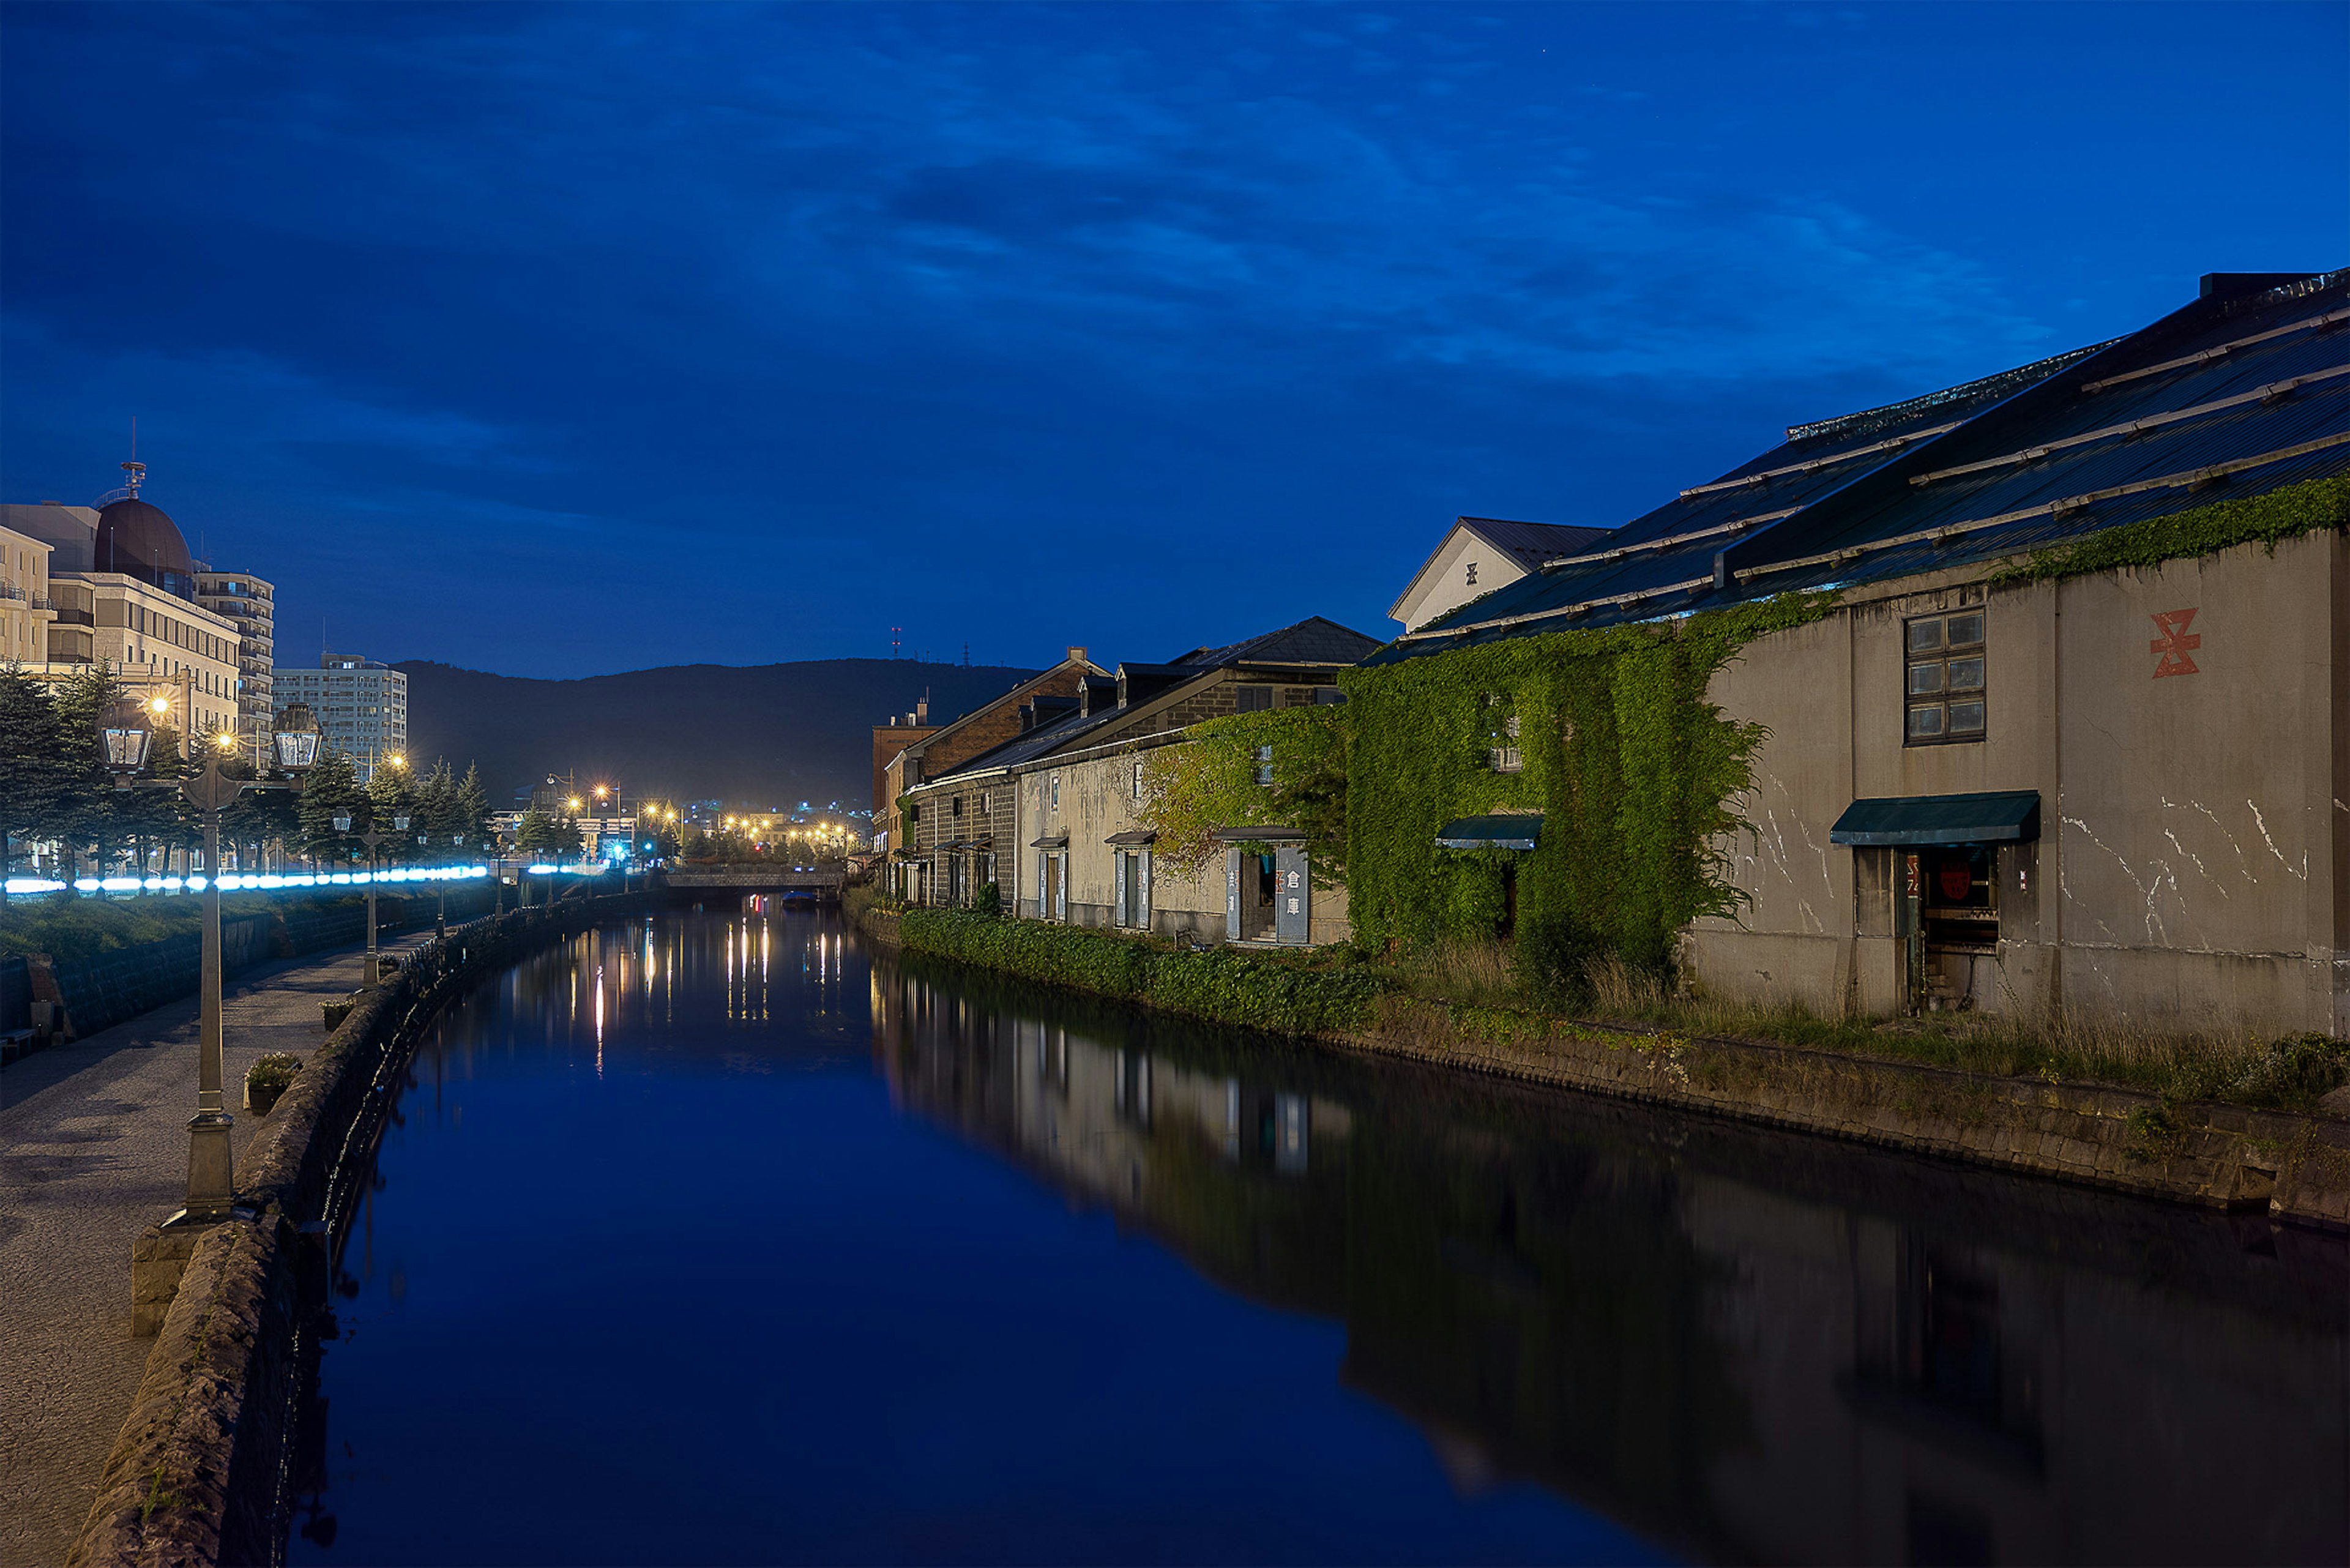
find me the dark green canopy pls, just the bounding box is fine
[1828,790,2039,846]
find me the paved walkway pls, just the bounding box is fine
[0,932,435,1568]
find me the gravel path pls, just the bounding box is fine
[0,932,435,1568]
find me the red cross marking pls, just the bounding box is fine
[2149,608,2201,678]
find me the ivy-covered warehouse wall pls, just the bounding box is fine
[1327,477,2348,1035]
[1334,597,1830,990]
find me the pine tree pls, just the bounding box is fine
[296,750,365,868]
[455,764,493,855]
[514,802,556,858]
[415,760,459,858]
[0,668,70,887]
[50,664,127,886]
[365,760,419,863]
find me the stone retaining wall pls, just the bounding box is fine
[68,892,651,1568]
[864,908,2350,1231]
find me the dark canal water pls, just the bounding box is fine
[288,910,2349,1566]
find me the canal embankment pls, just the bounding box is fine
[59,889,655,1568]
[860,905,2350,1230]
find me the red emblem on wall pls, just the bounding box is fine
[1937,859,1973,903]
[2149,608,2201,678]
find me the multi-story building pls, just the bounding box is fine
[896,618,1381,944]
[0,520,56,670]
[1,495,242,741]
[193,567,276,765]
[270,652,410,782]
[870,649,1104,862]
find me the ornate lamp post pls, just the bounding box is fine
[105,702,319,1227]
[340,811,411,986]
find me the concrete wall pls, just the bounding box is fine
[1688,531,2347,1037]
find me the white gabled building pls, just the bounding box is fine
[1386,516,1613,633]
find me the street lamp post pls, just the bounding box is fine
[344,812,411,986]
[103,701,319,1226]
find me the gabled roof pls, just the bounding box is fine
[887,655,1105,777]
[919,616,1383,785]
[1167,615,1386,670]
[1374,268,2349,663]
[1385,517,1616,620]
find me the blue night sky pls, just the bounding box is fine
[4,2,2343,679]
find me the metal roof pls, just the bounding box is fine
[1376,269,2349,664]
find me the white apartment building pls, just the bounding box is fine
[270,652,409,782]
[195,567,277,765]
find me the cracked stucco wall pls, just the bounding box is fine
[1686,528,2348,1037]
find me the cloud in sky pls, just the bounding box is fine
[3,2,2343,676]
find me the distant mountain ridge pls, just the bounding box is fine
[394,657,1040,813]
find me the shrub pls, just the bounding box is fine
[895,909,1389,1036]
[972,881,1002,919]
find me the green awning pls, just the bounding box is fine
[1436,813,1543,851]
[1829,790,2040,846]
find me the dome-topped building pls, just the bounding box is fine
[94,496,196,599]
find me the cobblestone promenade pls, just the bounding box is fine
[0,932,433,1568]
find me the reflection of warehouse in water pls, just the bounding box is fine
[873,965,2348,1567]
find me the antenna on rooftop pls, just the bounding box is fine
[123,417,143,498]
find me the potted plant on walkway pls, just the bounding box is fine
[245,1051,304,1115]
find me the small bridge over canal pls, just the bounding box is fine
[660,865,847,902]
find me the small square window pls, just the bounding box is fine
[1235,685,1272,713]
[1904,610,1987,745]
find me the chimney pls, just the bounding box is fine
[1067,646,1086,665]
[915,697,929,724]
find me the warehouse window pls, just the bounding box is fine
[1905,611,1986,745]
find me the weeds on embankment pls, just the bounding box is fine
[1389,940,2349,1113]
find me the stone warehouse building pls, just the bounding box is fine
[1376,269,2349,1039]
[870,649,1105,878]
[895,619,1380,944]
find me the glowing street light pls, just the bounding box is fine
[102,700,318,1231]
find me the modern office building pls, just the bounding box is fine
[1,490,243,741]
[193,567,277,766]
[270,652,410,782]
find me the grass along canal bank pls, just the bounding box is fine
[858,902,2350,1230]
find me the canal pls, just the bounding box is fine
[288,909,2348,1566]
